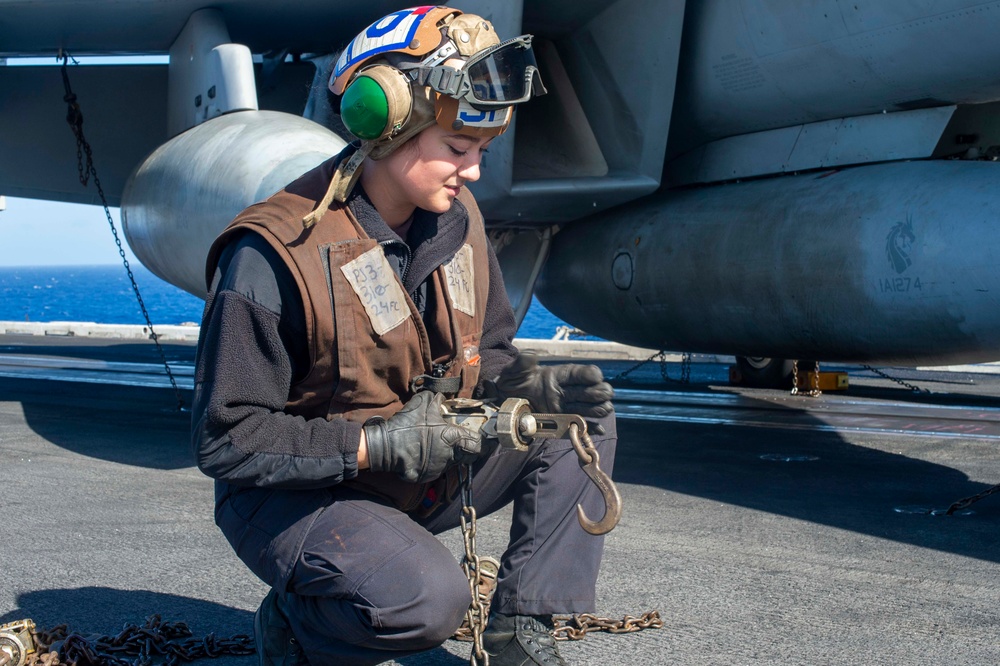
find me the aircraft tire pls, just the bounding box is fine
[735,356,795,388]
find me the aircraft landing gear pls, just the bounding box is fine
[734,356,795,388]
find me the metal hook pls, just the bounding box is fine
[568,422,623,535]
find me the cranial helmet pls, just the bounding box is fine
[303,6,545,225]
[330,5,546,156]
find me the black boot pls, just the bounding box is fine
[253,589,308,666]
[481,613,567,665]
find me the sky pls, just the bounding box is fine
[0,196,140,266]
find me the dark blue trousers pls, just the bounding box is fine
[215,412,617,665]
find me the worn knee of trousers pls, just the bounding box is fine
[398,560,472,648]
[371,553,471,649]
[297,549,471,652]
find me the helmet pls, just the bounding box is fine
[329,6,546,153]
[302,6,545,225]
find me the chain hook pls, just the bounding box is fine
[60,55,83,126]
[568,422,622,535]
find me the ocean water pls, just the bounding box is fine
[0,264,579,339]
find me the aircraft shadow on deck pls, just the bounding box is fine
[3,362,999,564]
[0,587,250,643]
[612,389,1000,566]
[1,587,469,666]
[0,376,195,470]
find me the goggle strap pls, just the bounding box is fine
[405,65,469,98]
[530,67,548,97]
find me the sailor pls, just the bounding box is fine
[192,6,615,664]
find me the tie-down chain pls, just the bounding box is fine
[0,617,253,666]
[442,398,660,665]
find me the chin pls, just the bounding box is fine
[424,196,453,214]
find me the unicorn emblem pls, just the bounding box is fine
[885,217,916,274]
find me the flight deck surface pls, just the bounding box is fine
[1,335,998,665]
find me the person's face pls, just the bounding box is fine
[382,124,492,214]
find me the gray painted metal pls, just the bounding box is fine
[449,0,685,223]
[11,0,1000,367]
[0,61,315,206]
[121,110,346,298]
[538,160,1000,365]
[1,0,682,223]
[669,0,1000,160]
[0,0,406,56]
[491,227,555,325]
[667,106,956,186]
[167,9,258,138]
[0,64,169,206]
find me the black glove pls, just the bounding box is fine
[494,352,614,418]
[363,391,483,484]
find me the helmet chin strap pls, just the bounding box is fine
[302,80,439,229]
[302,143,373,229]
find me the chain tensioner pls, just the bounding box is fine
[442,397,622,534]
[446,398,660,665]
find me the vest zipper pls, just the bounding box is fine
[379,239,412,286]
[380,238,434,373]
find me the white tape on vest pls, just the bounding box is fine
[444,243,476,317]
[341,246,410,335]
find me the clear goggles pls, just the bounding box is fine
[406,35,547,110]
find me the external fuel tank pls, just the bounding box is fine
[122,110,347,298]
[537,161,1000,365]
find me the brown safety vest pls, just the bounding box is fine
[205,157,491,511]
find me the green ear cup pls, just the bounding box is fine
[341,75,390,141]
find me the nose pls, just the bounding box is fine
[458,153,482,183]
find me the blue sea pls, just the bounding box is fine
[0,264,578,339]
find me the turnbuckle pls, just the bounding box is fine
[441,398,623,535]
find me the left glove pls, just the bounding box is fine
[493,352,614,418]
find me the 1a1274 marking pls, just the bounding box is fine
[879,276,923,293]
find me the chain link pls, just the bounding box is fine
[459,464,490,666]
[861,364,930,394]
[613,351,691,384]
[945,482,1000,515]
[60,55,185,412]
[456,450,662,664]
[790,360,822,397]
[26,615,253,666]
[551,611,664,641]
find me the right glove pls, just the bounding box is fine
[363,391,483,484]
